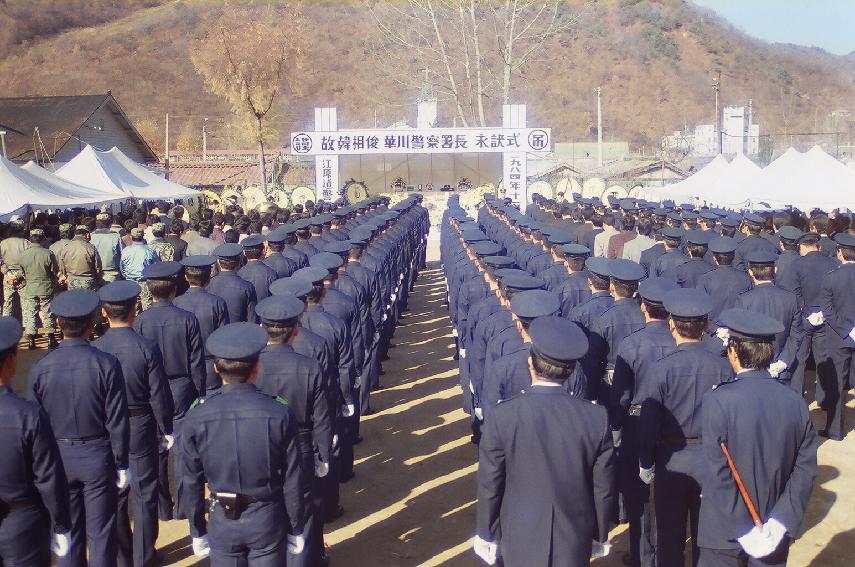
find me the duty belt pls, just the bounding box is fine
[128,405,151,417]
[56,434,107,444]
[0,497,38,512]
[211,492,260,520]
[297,428,313,444]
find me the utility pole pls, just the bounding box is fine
[202,117,208,161]
[164,113,170,180]
[595,86,603,167]
[0,131,6,159]
[713,70,722,155]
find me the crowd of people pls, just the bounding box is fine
[0,194,429,566]
[442,191,852,566]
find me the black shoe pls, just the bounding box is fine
[324,505,344,523]
[48,334,59,349]
[27,335,36,350]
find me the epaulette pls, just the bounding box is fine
[189,398,203,410]
[275,395,289,406]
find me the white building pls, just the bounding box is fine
[662,105,760,158]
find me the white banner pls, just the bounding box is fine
[315,155,340,202]
[291,127,551,156]
[503,153,527,211]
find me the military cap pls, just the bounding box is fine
[255,295,304,322]
[510,289,560,319]
[833,232,855,249]
[699,211,719,221]
[293,266,329,284]
[75,225,89,232]
[59,223,74,232]
[129,227,144,239]
[143,261,183,280]
[269,277,314,299]
[151,222,166,233]
[51,289,100,319]
[559,243,590,257]
[777,226,803,242]
[494,268,528,280]
[638,277,678,305]
[745,249,778,265]
[96,213,110,221]
[743,213,765,226]
[29,228,44,237]
[718,308,784,342]
[323,241,353,255]
[708,236,738,255]
[181,255,216,268]
[206,322,269,361]
[213,243,244,259]
[241,234,266,248]
[9,217,24,227]
[547,231,574,246]
[529,316,588,363]
[585,257,611,278]
[0,316,22,351]
[482,255,515,268]
[661,227,684,241]
[309,252,344,272]
[609,259,645,282]
[471,241,502,257]
[98,280,141,303]
[663,288,713,320]
[686,231,712,246]
[501,274,545,291]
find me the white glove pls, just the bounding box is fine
[287,533,305,555]
[116,468,131,491]
[591,540,613,559]
[341,404,355,417]
[473,535,498,565]
[51,532,70,557]
[738,524,779,559]
[639,465,655,485]
[162,434,175,451]
[452,328,458,337]
[391,293,397,302]
[715,327,730,346]
[611,429,622,448]
[768,360,787,378]
[459,348,467,359]
[332,434,339,449]
[807,311,824,326]
[474,407,484,421]
[373,331,380,342]
[762,518,787,551]
[399,273,405,282]
[315,461,329,478]
[192,535,210,557]
[382,313,388,322]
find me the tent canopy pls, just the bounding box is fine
[0,156,125,220]
[56,145,198,200]
[642,154,728,203]
[697,154,762,207]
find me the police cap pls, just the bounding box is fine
[214,243,244,259]
[663,288,713,320]
[269,277,314,299]
[609,259,645,282]
[501,274,545,291]
[255,295,304,322]
[777,226,804,242]
[833,232,855,249]
[293,266,329,284]
[323,241,353,255]
[585,257,611,278]
[718,308,784,342]
[559,243,591,257]
[241,234,267,248]
[745,249,777,265]
[181,255,216,268]
[743,213,765,226]
[547,231,574,246]
[206,322,269,361]
[637,277,678,305]
[661,227,684,242]
[494,268,529,280]
[510,289,560,319]
[482,255,515,268]
[98,280,141,303]
[309,252,344,272]
[708,236,738,255]
[529,316,588,363]
[0,316,23,351]
[471,242,502,257]
[51,289,100,319]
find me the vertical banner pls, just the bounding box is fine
[314,107,341,202]
[503,104,528,212]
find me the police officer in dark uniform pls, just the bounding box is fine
[179,322,305,565]
[611,277,679,567]
[239,235,278,301]
[174,255,230,393]
[698,308,817,566]
[208,243,258,324]
[0,316,71,566]
[672,232,714,288]
[475,316,616,566]
[29,289,129,567]
[699,237,752,322]
[278,224,310,270]
[263,228,298,278]
[94,281,174,567]
[255,296,332,567]
[653,228,689,281]
[734,214,778,271]
[638,289,733,567]
[133,261,205,520]
[555,244,592,317]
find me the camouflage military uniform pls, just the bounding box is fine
[0,236,32,318]
[149,238,175,262]
[18,242,59,336]
[59,235,102,291]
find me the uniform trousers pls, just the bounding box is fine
[654,444,704,567]
[698,543,789,567]
[22,294,55,336]
[58,439,118,567]
[208,500,286,567]
[117,411,159,567]
[823,331,853,440]
[293,436,323,567]
[160,377,196,520]
[621,415,655,567]
[0,501,51,566]
[791,326,832,400]
[2,275,25,318]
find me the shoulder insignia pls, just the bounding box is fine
[189,398,203,410]
[275,395,289,406]
[591,400,597,404]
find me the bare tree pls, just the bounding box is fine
[191,1,305,190]
[366,0,588,127]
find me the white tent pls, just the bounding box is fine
[0,156,125,220]
[697,154,762,208]
[56,145,198,200]
[643,154,729,203]
[21,161,127,205]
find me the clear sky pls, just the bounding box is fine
[692,0,855,56]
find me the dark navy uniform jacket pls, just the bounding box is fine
[263,253,297,278]
[821,262,855,346]
[207,270,258,324]
[699,266,752,321]
[133,301,206,409]
[477,386,615,566]
[257,343,332,464]
[173,287,230,391]
[540,262,568,292]
[653,248,689,280]
[699,370,816,549]
[640,243,666,277]
[775,250,799,276]
[179,383,304,538]
[556,271,591,317]
[673,257,714,288]
[322,288,365,373]
[734,283,803,367]
[567,291,615,395]
[0,385,71,532]
[346,261,383,333]
[293,240,318,259]
[292,326,334,399]
[482,345,528,418]
[777,250,838,317]
[591,297,645,370]
[238,260,277,302]
[93,327,174,435]
[280,245,309,270]
[638,342,733,470]
[611,320,676,430]
[301,304,355,407]
[29,338,130,468]
[734,234,778,271]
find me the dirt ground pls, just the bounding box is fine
[10,260,854,566]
